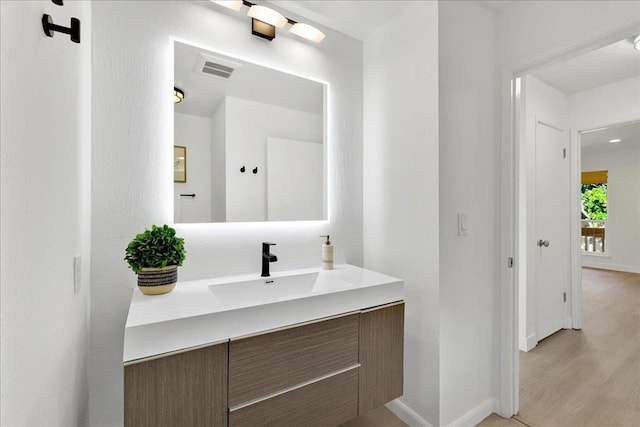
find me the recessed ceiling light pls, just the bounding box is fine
[608,139,621,143]
[634,35,640,51]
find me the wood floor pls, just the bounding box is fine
[340,406,407,427]
[480,268,640,427]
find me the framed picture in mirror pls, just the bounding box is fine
[174,145,186,183]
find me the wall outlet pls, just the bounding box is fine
[458,213,469,236]
[74,255,82,294]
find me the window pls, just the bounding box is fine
[581,170,607,253]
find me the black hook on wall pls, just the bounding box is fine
[52,0,64,5]
[240,166,246,173]
[42,14,81,44]
[252,167,258,174]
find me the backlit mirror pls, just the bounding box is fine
[173,40,326,223]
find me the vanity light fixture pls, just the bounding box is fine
[174,87,184,104]
[247,5,287,28]
[209,0,325,43]
[634,35,640,51]
[608,138,621,143]
[289,23,326,43]
[251,16,277,40]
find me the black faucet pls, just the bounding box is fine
[261,242,277,277]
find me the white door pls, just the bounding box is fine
[266,137,323,221]
[535,121,570,341]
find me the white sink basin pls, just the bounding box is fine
[124,264,403,362]
[208,272,355,309]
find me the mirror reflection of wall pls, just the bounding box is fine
[173,41,326,223]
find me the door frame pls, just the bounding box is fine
[498,22,640,418]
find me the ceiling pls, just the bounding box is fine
[531,39,640,95]
[270,1,413,41]
[174,41,323,118]
[269,0,516,41]
[581,120,640,155]
[273,1,515,41]
[273,1,517,41]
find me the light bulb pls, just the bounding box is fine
[290,23,326,43]
[247,5,287,29]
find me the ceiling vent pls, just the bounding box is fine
[193,53,243,80]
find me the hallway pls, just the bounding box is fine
[481,268,640,426]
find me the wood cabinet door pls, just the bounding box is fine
[228,313,359,408]
[124,343,228,427]
[359,302,405,414]
[229,367,359,427]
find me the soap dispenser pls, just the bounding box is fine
[319,235,334,270]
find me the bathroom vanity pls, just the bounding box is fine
[123,264,404,427]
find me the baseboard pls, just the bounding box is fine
[581,260,640,274]
[386,397,499,427]
[386,399,434,427]
[444,397,499,427]
[518,333,537,352]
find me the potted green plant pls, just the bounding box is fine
[124,224,186,295]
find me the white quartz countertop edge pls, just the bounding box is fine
[123,264,403,363]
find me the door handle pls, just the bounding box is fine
[537,239,550,248]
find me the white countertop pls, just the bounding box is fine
[123,264,403,363]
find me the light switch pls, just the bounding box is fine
[458,213,468,236]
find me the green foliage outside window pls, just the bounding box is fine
[581,184,607,221]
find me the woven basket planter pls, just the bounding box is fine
[137,265,178,295]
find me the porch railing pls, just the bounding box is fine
[581,220,606,253]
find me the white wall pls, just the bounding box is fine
[174,112,212,223]
[91,1,362,425]
[0,1,91,426]
[438,2,499,425]
[363,2,440,425]
[581,147,640,272]
[519,75,569,351]
[224,97,322,222]
[570,77,640,273]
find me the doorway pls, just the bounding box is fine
[579,120,640,273]
[501,28,640,418]
[515,73,573,352]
